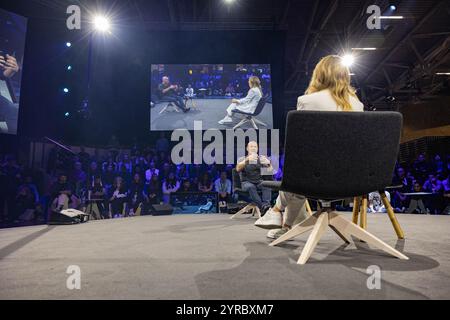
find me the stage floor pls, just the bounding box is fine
[150,98,273,130]
[0,213,449,299]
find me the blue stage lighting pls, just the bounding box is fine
[390,5,396,10]
[64,112,70,117]
[63,88,69,93]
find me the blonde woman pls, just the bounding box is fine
[218,76,262,124]
[255,55,364,239]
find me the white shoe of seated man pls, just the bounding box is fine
[254,208,282,230]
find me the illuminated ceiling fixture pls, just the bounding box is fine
[379,16,404,19]
[341,54,355,67]
[351,47,377,51]
[93,15,110,32]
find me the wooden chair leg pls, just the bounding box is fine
[254,206,261,218]
[230,204,254,219]
[135,203,142,216]
[232,118,249,130]
[159,104,169,114]
[269,211,318,246]
[380,191,405,239]
[360,195,368,229]
[352,197,361,224]
[305,199,313,216]
[328,212,408,260]
[93,203,101,220]
[329,223,351,244]
[122,203,127,216]
[298,212,329,264]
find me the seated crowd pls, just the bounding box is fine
[0,136,449,227]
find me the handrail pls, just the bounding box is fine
[44,137,76,155]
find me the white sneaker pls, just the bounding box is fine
[218,116,233,125]
[254,208,282,229]
[267,227,292,240]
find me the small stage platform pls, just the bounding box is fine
[0,213,448,299]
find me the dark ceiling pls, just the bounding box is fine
[5,0,450,110]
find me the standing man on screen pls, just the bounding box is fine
[157,76,190,112]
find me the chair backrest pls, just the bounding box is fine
[231,169,242,192]
[252,96,267,116]
[280,111,403,199]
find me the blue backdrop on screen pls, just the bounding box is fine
[0,8,27,135]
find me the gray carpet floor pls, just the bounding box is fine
[0,213,449,300]
[150,98,273,130]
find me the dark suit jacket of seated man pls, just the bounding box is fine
[158,76,189,112]
[236,141,272,213]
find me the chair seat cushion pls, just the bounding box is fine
[231,109,253,116]
[260,180,281,190]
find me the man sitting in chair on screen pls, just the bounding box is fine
[218,76,262,125]
[254,55,364,240]
[158,76,190,113]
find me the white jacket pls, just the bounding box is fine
[297,89,364,112]
[236,87,263,114]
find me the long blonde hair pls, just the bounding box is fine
[305,55,359,111]
[249,76,262,94]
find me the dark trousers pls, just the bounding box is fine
[241,181,271,209]
[110,198,126,215]
[165,95,187,111]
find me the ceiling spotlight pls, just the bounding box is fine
[66,42,72,47]
[224,0,236,3]
[436,72,450,75]
[93,15,110,32]
[341,54,355,67]
[351,47,377,51]
[64,112,70,117]
[63,88,69,93]
[67,65,72,71]
[379,16,403,19]
[390,5,396,10]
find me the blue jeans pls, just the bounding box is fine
[164,95,187,111]
[241,181,271,209]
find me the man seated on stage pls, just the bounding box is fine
[158,76,190,112]
[236,141,272,214]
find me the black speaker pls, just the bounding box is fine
[151,204,173,216]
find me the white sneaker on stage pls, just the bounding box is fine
[254,208,282,229]
[267,227,292,240]
[218,116,233,125]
